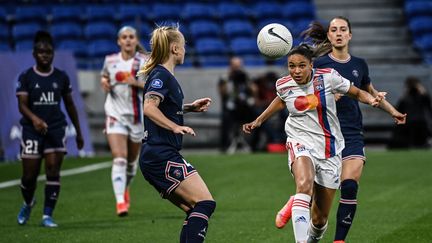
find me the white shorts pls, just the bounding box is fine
[105,116,144,143]
[287,141,341,189]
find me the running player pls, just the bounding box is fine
[138,24,216,243]
[243,44,385,243]
[275,17,407,243]
[100,26,149,216]
[16,30,84,227]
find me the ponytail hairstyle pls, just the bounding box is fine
[33,30,54,50]
[117,26,147,54]
[301,16,352,57]
[287,43,315,62]
[140,24,182,75]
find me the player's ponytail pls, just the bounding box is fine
[301,21,332,57]
[140,24,181,76]
[33,30,54,49]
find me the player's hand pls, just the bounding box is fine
[173,126,196,136]
[76,133,84,150]
[392,111,407,125]
[334,93,344,101]
[32,118,48,135]
[370,92,387,107]
[191,98,212,112]
[101,77,111,92]
[242,120,262,134]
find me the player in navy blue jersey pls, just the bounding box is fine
[275,17,407,243]
[137,25,215,243]
[15,31,84,227]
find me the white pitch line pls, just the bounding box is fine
[0,161,111,189]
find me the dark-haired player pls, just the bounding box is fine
[16,30,84,227]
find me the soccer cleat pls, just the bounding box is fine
[41,216,58,227]
[333,241,345,243]
[17,200,35,225]
[275,196,294,229]
[124,188,130,209]
[116,202,128,217]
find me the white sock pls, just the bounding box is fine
[126,159,138,187]
[111,157,127,203]
[292,193,311,243]
[307,221,328,243]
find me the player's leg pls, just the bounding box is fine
[334,158,363,242]
[291,155,315,243]
[166,192,193,243]
[124,122,143,208]
[308,183,336,243]
[107,132,129,216]
[41,152,63,227]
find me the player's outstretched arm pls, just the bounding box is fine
[64,93,84,149]
[183,97,212,113]
[243,96,285,134]
[144,93,196,136]
[364,83,407,124]
[346,85,386,107]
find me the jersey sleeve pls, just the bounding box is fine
[100,56,109,77]
[61,71,73,95]
[360,59,371,87]
[145,71,170,101]
[16,71,29,96]
[330,69,351,94]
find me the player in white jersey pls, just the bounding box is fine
[100,26,149,216]
[243,44,385,243]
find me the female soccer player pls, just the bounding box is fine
[138,25,216,243]
[243,44,385,243]
[16,31,84,227]
[299,17,406,243]
[100,26,149,216]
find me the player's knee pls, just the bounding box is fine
[195,200,216,216]
[21,177,37,190]
[341,179,358,199]
[295,178,314,195]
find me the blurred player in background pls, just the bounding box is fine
[275,17,407,243]
[100,26,149,217]
[16,30,84,227]
[243,44,385,243]
[138,24,216,243]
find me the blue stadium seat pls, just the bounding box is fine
[409,16,432,36]
[14,6,48,24]
[242,55,266,66]
[12,23,43,41]
[405,1,432,18]
[0,42,11,52]
[0,8,7,23]
[281,2,316,21]
[194,38,228,56]
[217,3,250,20]
[418,34,432,51]
[182,3,217,21]
[58,40,87,57]
[198,55,230,67]
[87,40,118,58]
[152,4,182,22]
[252,2,282,20]
[223,20,255,38]
[229,37,259,56]
[14,40,34,51]
[118,4,150,23]
[0,22,8,40]
[51,6,82,23]
[85,5,117,23]
[83,22,117,41]
[119,22,152,38]
[189,21,221,39]
[291,19,313,38]
[50,22,82,41]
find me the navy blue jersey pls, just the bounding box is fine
[314,54,371,135]
[16,67,72,129]
[143,65,184,150]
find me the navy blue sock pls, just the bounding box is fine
[334,179,358,241]
[20,178,36,205]
[180,210,192,243]
[186,200,216,243]
[44,176,60,216]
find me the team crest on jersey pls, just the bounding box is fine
[295,143,306,152]
[52,82,58,89]
[151,79,163,88]
[352,70,359,78]
[313,75,324,91]
[16,81,21,88]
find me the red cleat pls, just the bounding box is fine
[124,188,130,209]
[116,202,128,217]
[334,241,345,243]
[275,196,294,229]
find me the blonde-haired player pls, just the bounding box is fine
[100,26,148,216]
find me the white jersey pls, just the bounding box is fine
[276,68,351,159]
[101,52,148,124]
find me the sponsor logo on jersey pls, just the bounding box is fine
[150,79,163,88]
[34,91,58,105]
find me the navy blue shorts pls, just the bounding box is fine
[21,125,67,159]
[139,144,197,198]
[341,134,366,162]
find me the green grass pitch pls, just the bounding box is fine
[0,150,431,242]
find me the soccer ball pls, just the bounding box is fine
[257,23,293,60]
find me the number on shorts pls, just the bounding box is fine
[24,140,39,154]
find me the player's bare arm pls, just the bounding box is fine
[17,94,48,134]
[183,97,212,113]
[346,85,386,107]
[144,94,195,136]
[243,96,285,134]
